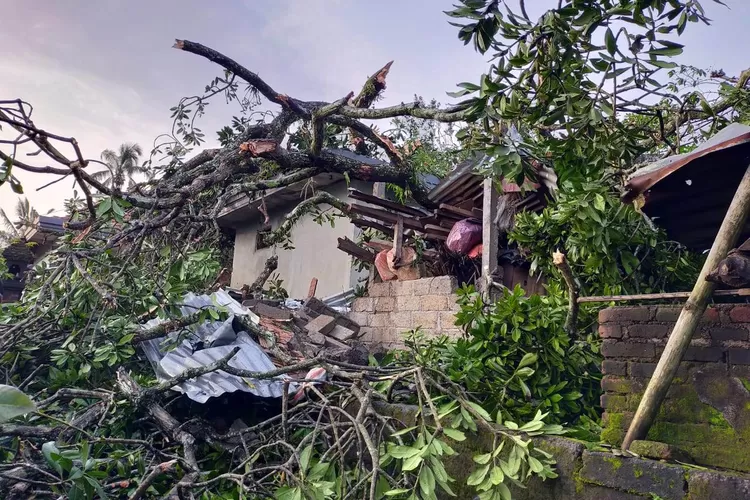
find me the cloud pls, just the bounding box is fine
[0,52,166,216]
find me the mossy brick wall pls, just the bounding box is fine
[378,403,750,499]
[599,305,750,472]
[348,276,462,348]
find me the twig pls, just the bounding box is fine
[553,251,579,337]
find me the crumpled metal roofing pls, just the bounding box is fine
[140,289,295,403]
[623,123,750,203]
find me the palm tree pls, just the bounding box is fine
[0,197,38,245]
[91,143,147,190]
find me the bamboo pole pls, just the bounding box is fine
[622,163,750,450]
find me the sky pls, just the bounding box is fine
[0,0,748,219]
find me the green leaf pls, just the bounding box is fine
[111,199,125,217]
[467,464,490,486]
[419,466,436,496]
[402,454,423,471]
[594,194,606,211]
[497,482,512,500]
[528,456,544,473]
[490,465,505,485]
[466,401,492,422]
[648,47,683,57]
[473,453,492,465]
[298,444,312,473]
[443,428,466,442]
[389,446,421,459]
[0,385,37,423]
[96,197,113,217]
[384,489,411,496]
[42,441,63,475]
[604,28,617,55]
[391,426,418,437]
[516,352,538,370]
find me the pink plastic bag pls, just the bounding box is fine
[445,219,482,254]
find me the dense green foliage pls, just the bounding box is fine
[512,182,703,296]
[405,284,601,428]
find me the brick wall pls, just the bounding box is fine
[599,304,750,472]
[348,276,462,348]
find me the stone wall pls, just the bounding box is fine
[379,403,750,500]
[599,304,750,472]
[348,276,462,348]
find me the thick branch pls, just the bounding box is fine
[553,251,579,337]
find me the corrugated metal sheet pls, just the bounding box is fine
[140,290,295,403]
[623,123,750,250]
[322,288,356,309]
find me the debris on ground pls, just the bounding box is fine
[140,287,365,404]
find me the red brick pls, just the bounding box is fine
[629,362,657,378]
[599,307,652,324]
[601,375,642,394]
[601,341,655,359]
[728,349,750,365]
[599,324,622,339]
[708,327,748,342]
[703,307,720,323]
[628,324,669,339]
[729,306,750,323]
[684,346,724,362]
[654,307,680,323]
[602,360,627,376]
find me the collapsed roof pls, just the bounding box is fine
[623,123,750,251]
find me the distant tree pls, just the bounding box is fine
[0,197,38,245]
[90,142,147,190]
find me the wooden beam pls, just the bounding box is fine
[348,188,427,217]
[424,232,447,241]
[424,224,451,235]
[337,237,376,263]
[622,162,750,450]
[351,217,394,237]
[348,203,424,230]
[578,288,750,303]
[439,203,476,219]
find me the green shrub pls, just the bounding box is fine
[406,283,601,426]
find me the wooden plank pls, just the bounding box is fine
[482,178,499,300]
[337,237,376,263]
[307,278,318,299]
[579,288,750,304]
[348,203,424,230]
[439,203,475,219]
[435,209,465,221]
[623,162,750,450]
[472,207,483,219]
[424,224,451,235]
[348,189,427,217]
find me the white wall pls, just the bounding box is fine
[230,181,369,299]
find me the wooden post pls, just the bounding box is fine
[622,163,750,450]
[482,178,499,300]
[393,215,404,267]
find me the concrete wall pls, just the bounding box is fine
[348,276,462,348]
[598,304,750,472]
[230,181,367,299]
[380,403,750,500]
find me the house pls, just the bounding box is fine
[217,170,439,299]
[218,151,555,300]
[0,215,66,303]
